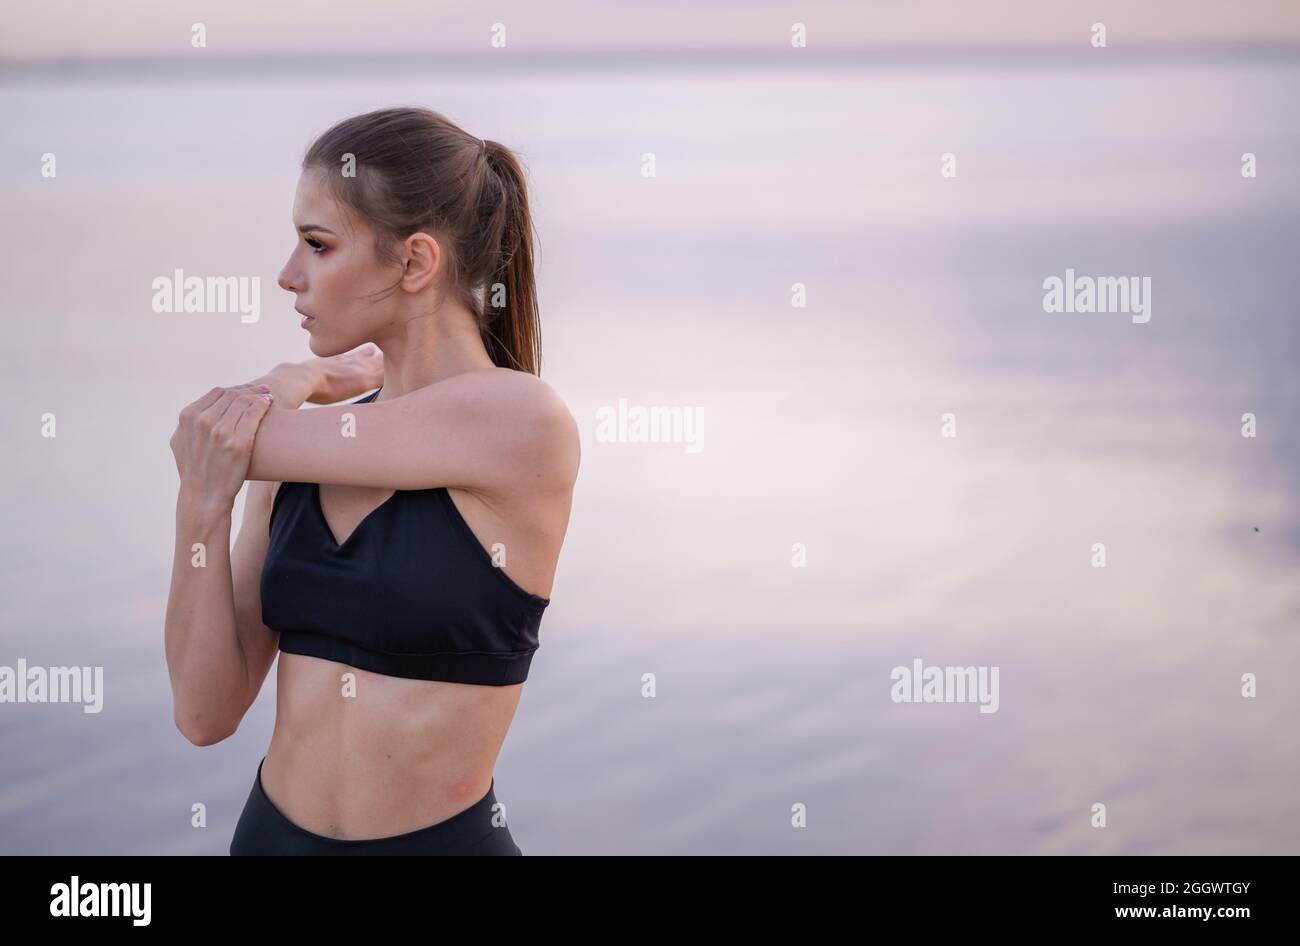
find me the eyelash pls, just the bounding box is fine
[304,237,326,253]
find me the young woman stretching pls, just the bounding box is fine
[164,107,580,855]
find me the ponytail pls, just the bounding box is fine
[479,141,542,376]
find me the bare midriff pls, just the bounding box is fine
[261,652,524,840]
[257,481,563,840]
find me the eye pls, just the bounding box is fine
[304,236,326,253]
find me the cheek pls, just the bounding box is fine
[329,252,389,306]
[321,249,365,288]
[309,252,352,302]
[311,252,379,326]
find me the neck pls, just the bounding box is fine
[371,296,496,400]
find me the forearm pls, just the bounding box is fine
[164,489,248,745]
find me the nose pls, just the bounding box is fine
[277,259,302,294]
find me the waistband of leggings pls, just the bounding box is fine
[254,755,502,848]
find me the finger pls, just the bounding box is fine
[196,387,243,426]
[180,386,226,423]
[232,391,274,445]
[214,391,266,440]
[227,382,271,397]
[199,388,248,430]
[193,386,227,409]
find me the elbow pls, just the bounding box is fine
[178,721,236,747]
[174,708,237,747]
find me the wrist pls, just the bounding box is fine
[176,487,233,530]
[255,363,316,408]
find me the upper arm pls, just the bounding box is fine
[245,368,579,496]
[229,479,281,713]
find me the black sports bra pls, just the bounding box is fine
[260,389,550,686]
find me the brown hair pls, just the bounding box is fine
[303,106,542,375]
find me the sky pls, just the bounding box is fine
[2,0,1298,62]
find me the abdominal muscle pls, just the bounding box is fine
[261,651,523,840]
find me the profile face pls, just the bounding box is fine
[277,167,399,356]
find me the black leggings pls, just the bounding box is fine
[229,756,522,855]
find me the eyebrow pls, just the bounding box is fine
[297,224,337,235]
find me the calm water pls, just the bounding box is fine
[2,57,1298,854]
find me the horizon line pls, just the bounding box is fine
[3,41,1298,83]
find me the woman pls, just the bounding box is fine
[164,107,580,855]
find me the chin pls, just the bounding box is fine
[307,335,337,358]
[308,335,351,358]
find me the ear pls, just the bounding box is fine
[400,231,442,293]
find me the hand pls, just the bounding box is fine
[304,344,384,404]
[170,384,277,513]
[252,345,383,410]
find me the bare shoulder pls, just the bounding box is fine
[440,368,580,492]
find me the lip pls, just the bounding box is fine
[296,308,315,329]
